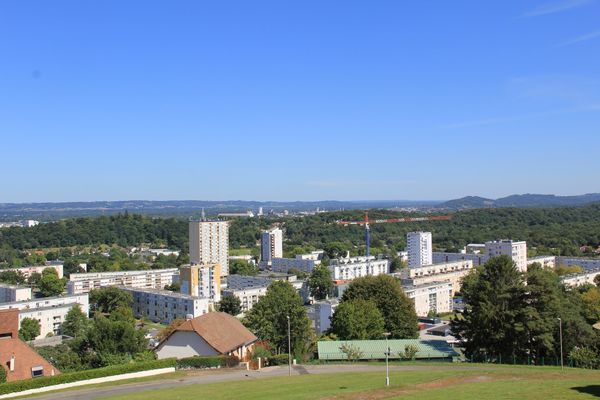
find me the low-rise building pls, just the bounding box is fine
[0,283,32,303]
[402,281,453,317]
[0,294,89,339]
[124,287,211,324]
[527,256,557,269]
[329,256,389,281]
[434,240,528,272]
[558,257,600,270]
[271,257,316,274]
[8,261,64,279]
[155,312,257,360]
[398,260,473,295]
[222,275,272,313]
[67,268,179,295]
[561,268,600,287]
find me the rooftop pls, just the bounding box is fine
[225,275,272,290]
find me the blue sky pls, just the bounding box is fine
[1,0,599,202]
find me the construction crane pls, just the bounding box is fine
[335,211,452,259]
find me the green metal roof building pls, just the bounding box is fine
[317,339,459,361]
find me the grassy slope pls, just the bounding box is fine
[103,365,600,400]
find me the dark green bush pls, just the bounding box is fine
[0,365,6,384]
[0,358,176,395]
[176,355,239,369]
[268,354,290,366]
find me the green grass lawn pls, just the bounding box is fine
[102,365,600,400]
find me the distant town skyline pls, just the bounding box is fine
[1,1,599,202]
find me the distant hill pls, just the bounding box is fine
[439,193,600,209]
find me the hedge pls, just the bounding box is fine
[176,355,239,369]
[0,366,6,384]
[268,354,290,366]
[0,358,176,395]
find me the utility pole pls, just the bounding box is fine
[287,315,292,376]
[558,317,564,370]
[383,332,391,386]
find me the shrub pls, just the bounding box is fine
[0,366,6,384]
[0,359,176,395]
[176,356,239,370]
[268,354,290,366]
[402,344,419,360]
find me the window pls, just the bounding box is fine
[31,366,44,378]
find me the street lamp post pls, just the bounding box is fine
[383,332,391,387]
[287,315,292,376]
[557,317,563,370]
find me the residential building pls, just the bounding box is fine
[0,283,32,303]
[561,268,600,287]
[328,256,389,281]
[407,232,432,267]
[271,257,316,274]
[124,287,211,324]
[67,268,179,295]
[0,309,59,382]
[180,264,221,302]
[306,300,338,334]
[0,294,89,339]
[155,312,257,360]
[433,252,487,266]
[222,275,272,313]
[399,260,473,295]
[527,256,557,269]
[485,240,527,272]
[557,257,600,270]
[260,228,283,264]
[189,220,229,276]
[402,281,453,316]
[8,261,64,279]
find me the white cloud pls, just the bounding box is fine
[522,0,592,17]
[558,30,600,46]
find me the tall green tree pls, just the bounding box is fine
[39,268,65,297]
[229,260,258,276]
[61,304,89,338]
[330,299,385,340]
[89,287,133,314]
[19,317,41,341]
[453,256,528,360]
[219,295,242,316]
[0,270,26,285]
[243,281,313,357]
[308,265,334,300]
[341,275,418,339]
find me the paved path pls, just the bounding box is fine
[26,364,475,400]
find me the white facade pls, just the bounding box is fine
[156,331,219,359]
[400,260,473,295]
[189,220,229,276]
[67,268,179,295]
[9,262,64,279]
[261,228,283,263]
[407,232,432,268]
[0,283,32,303]
[561,268,600,287]
[485,240,528,272]
[124,287,211,324]
[222,275,272,313]
[527,256,557,269]
[0,294,89,339]
[328,256,389,281]
[403,282,453,317]
[272,257,316,274]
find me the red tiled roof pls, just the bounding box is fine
[174,312,257,354]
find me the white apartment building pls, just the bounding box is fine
[485,240,528,272]
[403,281,453,317]
[222,275,272,313]
[400,260,473,295]
[328,256,389,281]
[407,232,432,267]
[561,268,600,287]
[0,294,89,339]
[9,262,64,279]
[0,283,32,303]
[527,256,557,269]
[67,268,179,295]
[123,287,210,324]
[189,220,229,276]
[261,228,283,263]
[272,257,316,274]
[180,264,221,302]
